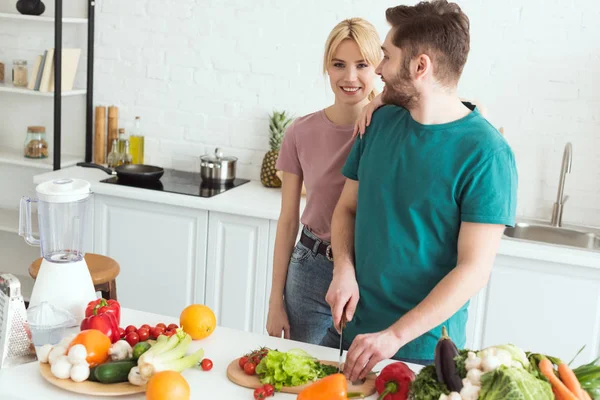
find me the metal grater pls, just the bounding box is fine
[0,273,37,368]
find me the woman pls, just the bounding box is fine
[266,18,383,345]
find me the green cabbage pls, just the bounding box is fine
[479,365,553,400]
[255,349,337,391]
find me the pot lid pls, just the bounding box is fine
[201,147,237,163]
[36,178,91,203]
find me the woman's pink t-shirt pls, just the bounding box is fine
[276,109,355,242]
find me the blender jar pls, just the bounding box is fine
[19,179,91,262]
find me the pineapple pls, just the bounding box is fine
[261,110,294,188]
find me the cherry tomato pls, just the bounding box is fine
[167,323,178,331]
[253,387,266,399]
[137,328,150,342]
[139,324,151,331]
[263,384,274,396]
[125,325,137,334]
[156,323,167,330]
[118,327,126,339]
[150,326,165,339]
[243,362,256,376]
[239,356,249,369]
[125,332,139,347]
[201,358,213,371]
[163,329,176,337]
[252,356,261,365]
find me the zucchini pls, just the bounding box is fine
[90,359,136,384]
[132,342,152,360]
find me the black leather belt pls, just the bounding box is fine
[300,230,333,261]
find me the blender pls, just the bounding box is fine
[18,178,97,324]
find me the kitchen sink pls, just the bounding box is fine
[504,222,600,251]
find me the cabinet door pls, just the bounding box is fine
[474,254,600,362]
[205,212,270,334]
[94,195,208,318]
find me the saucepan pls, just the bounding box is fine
[200,148,237,184]
[77,162,164,183]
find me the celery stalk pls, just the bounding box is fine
[153,334,192,364]
[157,348,205,374]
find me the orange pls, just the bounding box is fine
[146,371,190,400]
[179,304,216,340]
[68,329,111,367]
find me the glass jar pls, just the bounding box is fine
[12,60,28,87]
[24,126,49,159]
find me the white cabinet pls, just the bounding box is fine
[205,212,270,334]
[94,195,208,318]
[468,253,600,363]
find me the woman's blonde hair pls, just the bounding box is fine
[323,18,383,101]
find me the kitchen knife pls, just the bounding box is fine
[338,312,347,373]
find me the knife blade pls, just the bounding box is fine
[338,312,347,373]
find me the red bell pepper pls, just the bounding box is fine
[375,362,415,400]
[80,309,120,343]
[85,298,120,326]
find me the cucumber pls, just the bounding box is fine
[132,342,152,360]
[90,360,136,384]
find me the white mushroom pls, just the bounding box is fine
[67,344,87,365]
[467,368,483,386]
[50,355,72,379]
[37,344,54,363]
[48,346,67,365]
[465,351,482,371]
[70,362,90,382]
[128,367,148,386]
[109,340,133,361]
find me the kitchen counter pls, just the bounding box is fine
[0,307,412,400]
[33,167,600,269]
[32,166,303,221]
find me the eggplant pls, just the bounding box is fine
[434,326,463,392]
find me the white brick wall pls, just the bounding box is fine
[0,0,598,227]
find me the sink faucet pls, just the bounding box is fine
[551,142,572,227]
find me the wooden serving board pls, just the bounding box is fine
[226,358,376,396]
[40,363,146,397]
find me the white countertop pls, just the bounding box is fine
[0,308,411,400]
[33,167,600,269]
[33,166,303,221]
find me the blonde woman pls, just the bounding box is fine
[266,18,382,344]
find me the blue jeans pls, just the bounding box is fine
[320,324,434,367]
[284,227,333,345]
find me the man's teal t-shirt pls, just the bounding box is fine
[341,105,518,360]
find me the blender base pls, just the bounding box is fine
[28,258,97,325]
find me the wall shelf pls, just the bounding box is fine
[0,12,87,24]
[0,146,82,170]
[0,83,86,97]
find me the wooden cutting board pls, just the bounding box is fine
[39,363,146,396]
[226,358,377,396]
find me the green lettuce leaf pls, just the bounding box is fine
[255,349,336,391]
[479,365,553,400]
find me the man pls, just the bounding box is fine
[321,0,518,382]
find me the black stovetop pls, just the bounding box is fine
[100,169,250,198]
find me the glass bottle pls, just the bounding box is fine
[119,140,133,165]
[107,139,120,168]
[12,60,28,87]
[129,116,145,164]
[117,128,128,154]
[24,126,48,159]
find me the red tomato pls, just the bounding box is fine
[253,387,266,399]
[263,384,274,396]
[118,327,126,339]
[163,329,176,338]
[243,362,256,376]
[252,356,261,365]
[149,326,165,339]
[137,328,150,342]
[125,325,137,334]
[201,358,213,371]
[156,323,167,330]
[139,324,151,331]
[125,332,139,347]
[167,323,178,331]
[238,356,248,369]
